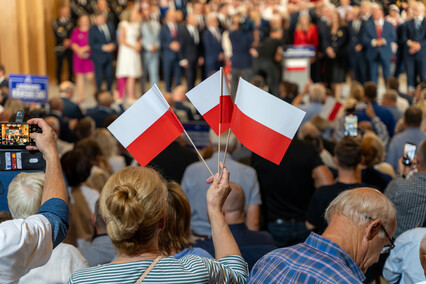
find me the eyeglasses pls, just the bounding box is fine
[366,216,395,254]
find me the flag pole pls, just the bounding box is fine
[218,67,224,173]
[183,129,214,177]
[222,128,231,166]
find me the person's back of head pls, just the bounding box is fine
[250,75,266,90]
[158,181,191,255]
[361,134,384,168]
[7,172,45,219]
[59,81,75,99]
[222,183,246,221]
[75,137,105,164]
[61,149,93,187]
[416,139,426,173]
[382,90,398,107]
[100,166,167,256]
[94,128,116,158]
[404,106,423,128]
[364,81,377,102]
[298,122,323,153]
[209,129,238,152]
[76,117,96,140]
[335,137,362,170]
[49,97,64,112]
[309,84,326,104]
[172,85,187,103]
[96,91,113,108]
[350,81,365,102]
[386,77,399,92]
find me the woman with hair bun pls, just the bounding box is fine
[69,166,248,283]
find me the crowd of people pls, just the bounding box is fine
[0,0,426,283]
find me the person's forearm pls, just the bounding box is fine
[41,155,68,205]
[209,210,241,259]
[246,204,260,231]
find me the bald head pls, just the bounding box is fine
[223,183,245,214]
[59,81,74,99]
[49,97,64,112]
[172,85,187,102]
[97,91,113,107]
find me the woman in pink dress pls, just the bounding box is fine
[70,14,95,103]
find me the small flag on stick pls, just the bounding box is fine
[231,79,306,165]
[319,97,342,122]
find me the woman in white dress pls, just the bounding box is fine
[116,9,142,100]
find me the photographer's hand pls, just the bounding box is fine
[26,118,58,161]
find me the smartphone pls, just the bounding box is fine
[344,114,358,137]
[403,142,416,166]
[0,123,40,148]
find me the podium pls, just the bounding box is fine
[283,45,316,91]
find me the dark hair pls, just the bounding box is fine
[364,82,377,101]
[94,199,106,231]
[335,137,362,170]
[0,65,5,74]
[386,77,399,91]
[61,149,92,187]
[75,138,104,163]
[75,117,95,140]
[404,106,423,127]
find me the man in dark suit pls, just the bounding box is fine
[160,9,182,93]
[179,13,203,91]
[52,6,74,84]
[202,13,224,77]
[348,6,367,84]
[403,1,426,91]
[86,91,117,128]
[89,12,116,92]
[362,4,396,84]
[58,81,84,120]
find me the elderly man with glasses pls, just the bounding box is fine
[248,187,397,283]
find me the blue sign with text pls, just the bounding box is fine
[9,74,49,104]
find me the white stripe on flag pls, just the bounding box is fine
[320,97,336,119]
[108,85,169,148]
[235,79,306,139]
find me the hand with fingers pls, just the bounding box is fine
[26,118,58,161]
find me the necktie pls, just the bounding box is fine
[416,19,421,30]
[170,24,177,39]
[376,25,382,38]
[102,25,110,41]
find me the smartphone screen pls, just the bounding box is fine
[0,123,35,147]
[403,142,416,165]
[344,114,358,137]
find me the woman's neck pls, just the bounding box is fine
[111,248,162,264]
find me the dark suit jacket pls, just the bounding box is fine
[179,26,202,63]
[362,20,396,61]
[88,22,116,63]
[61,97,83,119]
[348,20,364,50]
[202,29,223,65]
[86,106,117,128]
[403,18,426,59]
[160,23,181,61]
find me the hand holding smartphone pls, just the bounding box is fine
[344,114,358,137]
[402,142,416,166]
[0,123,41,148]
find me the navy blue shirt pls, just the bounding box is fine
[229,30,254,69]
[356,102,396,137]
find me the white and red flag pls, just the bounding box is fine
[185,69,233,135]
[319,97,342,122]
[108,85,184,166]
[231,79,306,165]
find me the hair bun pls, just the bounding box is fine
[106,184,144,240]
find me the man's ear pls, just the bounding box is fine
[333,156,339,167]
[365,219,382,241]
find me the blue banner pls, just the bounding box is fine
[183,121,210,149]
[283,45,316,58]
[9,74,49,104]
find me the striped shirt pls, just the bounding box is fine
[248,233,365,283]
[385,172,426,238]
[68,255,248,283]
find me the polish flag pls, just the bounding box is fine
[319,97,342,122]
[231,79,306,165]
[185,69,233,135]
[108,85,184,166]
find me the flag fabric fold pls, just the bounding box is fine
[319,97,342,122]
[231,79,306,165]
[108,85,184,166]
[185,69,233,135]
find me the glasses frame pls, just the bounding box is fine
[365,216,395,254]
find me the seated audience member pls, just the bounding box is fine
[182,130,261,237]
[172,85,195,122]
[69,166,249,283]
[75,138,111,191]
[0,118,69,282]
[8,172,88,283]
[61,149,100,248]
[306,137,370,234]
[94,128,126,173]
[75,116,96,141]
[59,81,84,119]
[195,183,276,270]
[148,136,198,184]
[86,91,118,128]
[356,82,396,138]
[385,139,426,238]
[249,188,397,283]
[383,227,426,284]
[159,182,212,259]
[48,96,76,143]
[361,134,394,191]
[44,116,73,157]
[382,90,403,123]
[386,106,426,171]
[294,83,326,125]
[298,122,335,169]
[386,77,412,108]
[79,200,116,267]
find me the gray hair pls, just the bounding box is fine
[325,187,396,238]
[383,89,398,103]
[209,129,237,150]
[309,84,326,103]
[7,172,45,219]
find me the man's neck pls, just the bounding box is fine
[337,168,361,184]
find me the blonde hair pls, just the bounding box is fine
[158,182,192,255]
[7,172,45,219]
[350,81,364,102]
[361,134,385,167]
[100,167,167,256]
[325,188,396,238]
[94,128,116,158]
